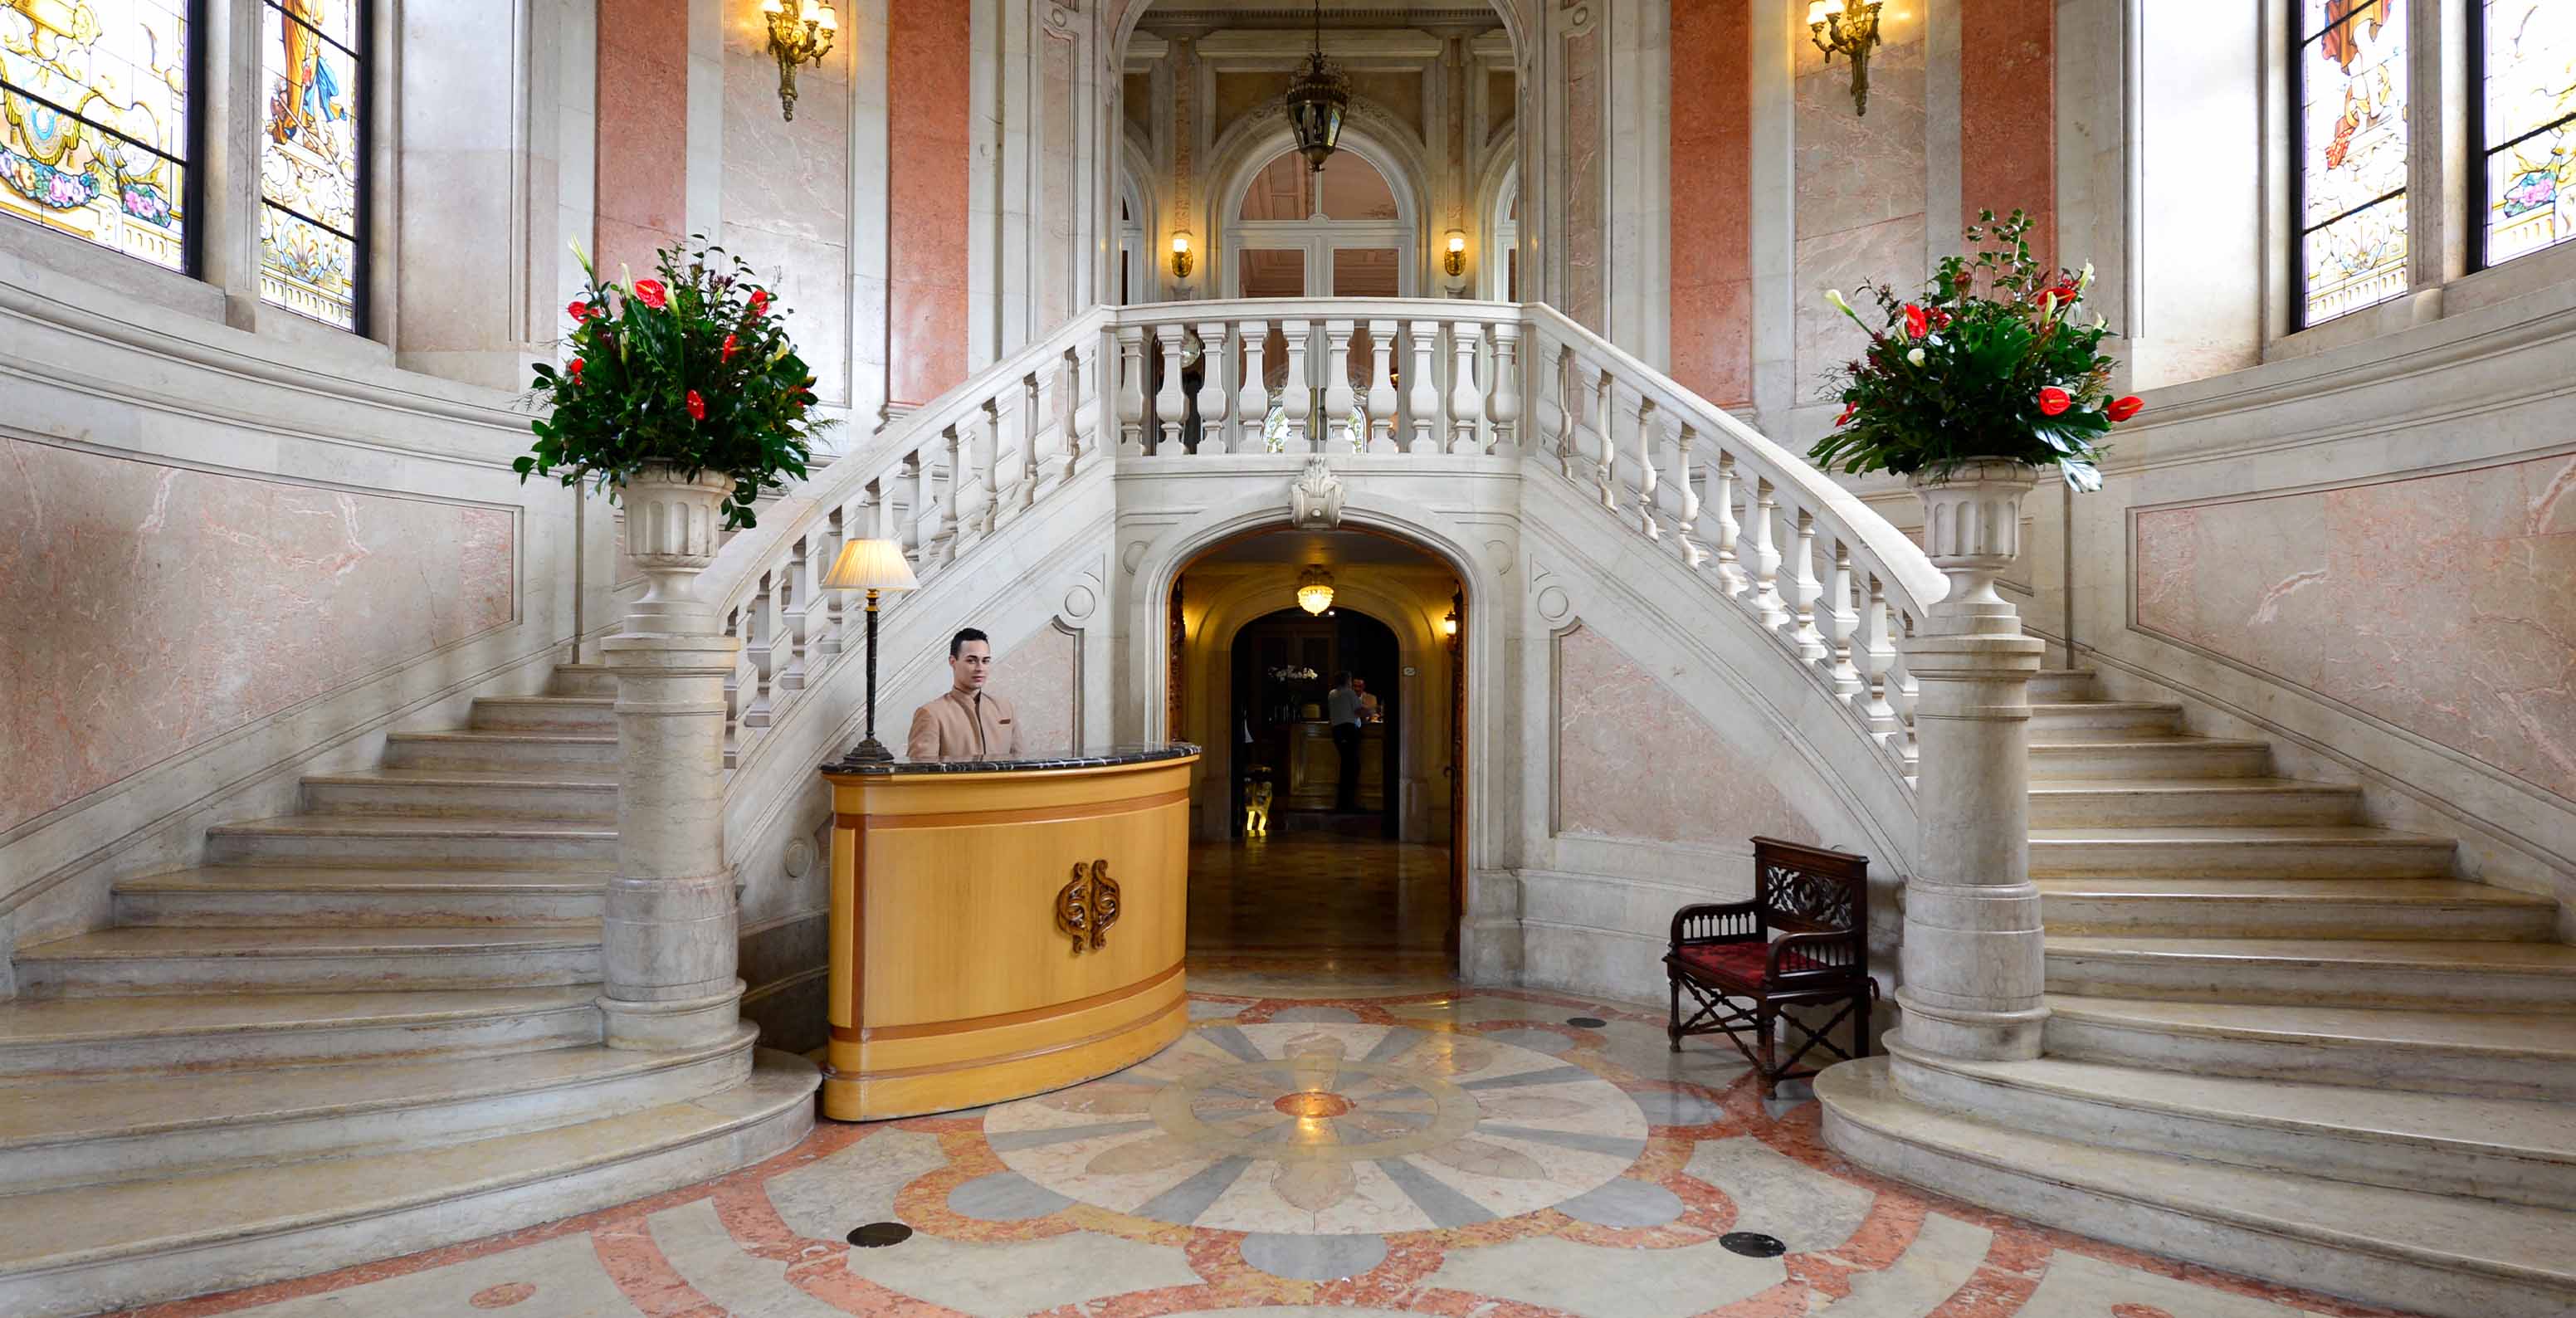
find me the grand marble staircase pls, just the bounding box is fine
[1819,668,2576,1318]
[0,666,818,1318]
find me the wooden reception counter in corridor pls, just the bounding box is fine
[816,744,1198,1121]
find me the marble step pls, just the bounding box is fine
[2026,668,2100,702]
[1817,1057,2576,1318]
[0,1049,818,1318]
[300,769,617,821]
[12,926,602,998]
[2035,876,2554,940]
[1886,1038,2576,1211]
[2024,701,2184,741]
[2027,737,2271,780]
[205,816,617,869]
[113,866,604,927]
[2044,995,2576,1101]
[547,664,621,697]
[2027,778,2363,828]
[469,696,618,733]
[2027,826,2455,880]
[0,1025,755,1194]
[2044,935,2576,1009]
[0,988,603,1081]
[382,730,618,772]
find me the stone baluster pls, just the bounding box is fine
[1488,323,1522,450]
[1236,320,1271,452]
[1063,344,1090,480]
[1194,320,1232,455]
[906,447,934,562]
[1748,477,1788,628]
[1632,396,1661,539]
[978,397,1005,535]
[940,422,966,564]
[1280,320,1313,450]
[1826,539,1862,697]
[1019,373,1042,508]
[1364,319,1399,453]
[1591,369,1617,509]
[1788,506,1826,661]
[1322,319,1357,451]
[1405,320,1442,454]
[1549,344,1576,478]
[1447,321,1482,454]
[1114,325,1146,456]
[765,559,797,700]
[603,471,745,1051]
[1860,573,1901,744]
[1153,327,1188,455]
[1673,423,1707,568]
[738,572,773,727]
[813,508,848,660]
[1900,464,2047,1062]
[1710,449,1745,596]
[777,539,810,694]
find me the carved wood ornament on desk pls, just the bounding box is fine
[1053,859,1122,953]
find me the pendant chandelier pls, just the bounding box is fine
[1282,0,1349,173]
[1296,565,1336,616]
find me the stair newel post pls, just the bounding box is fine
[1114,325,1147,456]
[1195,320,1232,455]
[1897,459,2049,1062]
[1154,325,1189,454]
[1405,320,1442,454]
[601,466,745,1051]
[1488,322,1523,450]
[1236,320,1271,452]
[1280,320,1313,450]
[1364,319,1400,454]
[1446,321,1482,454]
[1321,319,1358,452]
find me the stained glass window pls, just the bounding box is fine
[259,0,363,330]
[0,1,193,271]
[2295,0,2412,326]
[2480,2,2576,266]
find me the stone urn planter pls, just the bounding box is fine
[621,462,736,632]
[1908,458,2037,636]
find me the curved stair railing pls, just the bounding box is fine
[694,297,1944,793]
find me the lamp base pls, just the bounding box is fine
[845,735,897,763]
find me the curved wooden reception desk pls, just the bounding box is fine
[816,744,1198,1121]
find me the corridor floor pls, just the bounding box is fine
[1188,837,1454,955]
[120,960,2421,1318]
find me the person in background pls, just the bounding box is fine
[1353,676,1382,724]
[1326,670,1363,811]
[907,628,1019,760]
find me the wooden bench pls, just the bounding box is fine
[1665,837,1876,1098]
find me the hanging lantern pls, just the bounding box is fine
[1282,0,1349,173]
[1296,565,1336,616]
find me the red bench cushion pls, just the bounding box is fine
[1673,940,1829,987]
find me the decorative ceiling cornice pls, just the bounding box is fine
[1139,6,1502,36]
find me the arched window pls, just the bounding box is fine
[1228,147,1411,298]
[258,0,368,329]
[2476,2,2576,266]
[2291,0,2411,327]
[0,0,197,272]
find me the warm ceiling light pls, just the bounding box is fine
[1808,0,1883,115]
[1296,565,1335,616]
[764,0,838,120]
[1169,231,1193,280]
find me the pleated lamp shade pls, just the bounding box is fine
[822,538,919,593]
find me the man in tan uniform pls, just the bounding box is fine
[906,627,1020,760]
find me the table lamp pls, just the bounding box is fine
[822,537,920,761]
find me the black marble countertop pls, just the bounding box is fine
[822,742,1200,775]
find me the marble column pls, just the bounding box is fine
[1894,461,2047,1061]
[599,471,745,1051]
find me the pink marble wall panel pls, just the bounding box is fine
[1961,0,2056,264]
[1554,626,1822,846]
[1562,24,1603,331]
[0,439,515,832]
[720,8,851,405]
[888,1,972,408]
[2135,455,2576,802]
[1670,0,1752,408]
[1792,12,1926,399]
[593,0,690,284]
[998,625,1078,757]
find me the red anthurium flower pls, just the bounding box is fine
[2107,394,2144,422]
[721,333,739,363]
[2037,386,2072,416]
[1834,402,1857,427]
[566,300,590,323]
[747,289,770,320]
[633,279,668,310]
[566,358,583,382]
[1929,307,1951,328]
[685,388,705,421]
[1902,304,1929,339]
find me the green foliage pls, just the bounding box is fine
[1807,210,2138,493]
[516,237,835,530]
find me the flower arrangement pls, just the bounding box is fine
[1808,209,2139,492]
[517,236,833,530]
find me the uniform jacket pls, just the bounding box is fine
[906,687,1020,760]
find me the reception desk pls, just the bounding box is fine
[816,744,1198,1121]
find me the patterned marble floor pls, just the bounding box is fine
[122,962,2425,1318]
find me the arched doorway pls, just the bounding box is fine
[1171,527,1465,962]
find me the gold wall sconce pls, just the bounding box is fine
[1169,231,1194,281]
[1443,230,1467,279]
[761,0,840,120]
[1807,0,1883,116]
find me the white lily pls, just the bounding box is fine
[1906,347,1925,366]
[1827,289,1852,314]
[2039,290,2057,320]
[2076,261,2095,295]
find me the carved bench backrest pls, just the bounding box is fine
[1753,836,1867,938]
